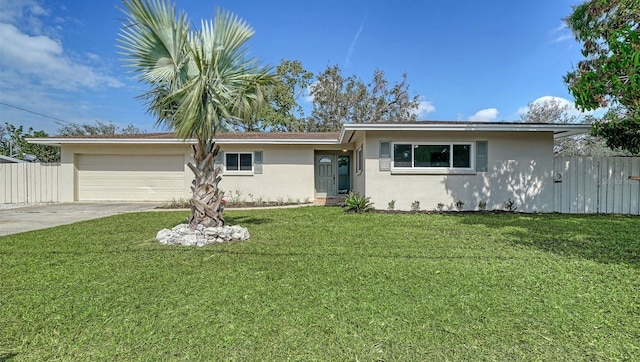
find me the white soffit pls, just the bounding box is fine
[339,123,591,141]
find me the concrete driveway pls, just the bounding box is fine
[0,203,161,236]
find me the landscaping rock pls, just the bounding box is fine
[156,224,250,247]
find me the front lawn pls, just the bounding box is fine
[1,207,638,360]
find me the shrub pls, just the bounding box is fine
[162,198,191,208]
[478,200,487,211]
[226,190,245,205]
[387,200,396,210]
[342,192,374,213]
[503,198,517,212]
[455,200,465,211]
[411,200,420,212]
[437,203,444,211]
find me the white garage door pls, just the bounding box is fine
[77,154,185,201]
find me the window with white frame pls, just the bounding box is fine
[392,143,473,170]
[356,145,363,174]
[225,152,253,172]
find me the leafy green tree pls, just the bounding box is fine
[242,60,423,132]
[520,100,627,156]
[310,66,420,131]
[564,0,640,154]
[238,60,313,132]
[57,120,143,136]
[118,0,275,228]
[592,106,640,154]
[309,65,347,131]
[0,123,60,162]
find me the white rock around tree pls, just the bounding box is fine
[156,224,249,247]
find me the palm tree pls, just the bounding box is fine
[118,0,275,228]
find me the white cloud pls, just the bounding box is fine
[0,22,123,90]
[553,34,574,43]
[517,96,605,118]
[412,99,436,118]
[550,22,573,43]
[86,52,101,62]
[0,0,127,134]
[0,0,50,34]
[468,108,499,122]
[345,19,365,66]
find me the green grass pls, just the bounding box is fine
[1,207,639,361]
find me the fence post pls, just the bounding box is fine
[596,158,601,214]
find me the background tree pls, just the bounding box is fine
[309,66,420,131]
[240,60,314,132]
[308,65,348,131]
[520,100,626,156]
[57,120,143,136]
[0,121,142,163]
[119,0,274,228]
[0,123,60,162]
[520,99,577,125]
[564,0,640,154]
[233,60,423,132]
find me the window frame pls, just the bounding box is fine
[391,142,475,174]
[355,145,364,175]
[224,152,254,174]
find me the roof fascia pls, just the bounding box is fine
[26,137,341,146]
[340,123,591,138]
[27,123,591,146]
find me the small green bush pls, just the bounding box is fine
[411,200,421,212]
[162,198,192,208]
[342,192,374,213]
[387,200,396,210]
[503,198,517,212]
[478,200,487,211]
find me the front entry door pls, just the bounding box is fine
[315,155,336,196]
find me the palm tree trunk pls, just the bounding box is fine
[188,140,225,229]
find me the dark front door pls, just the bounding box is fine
[315,155,336,196]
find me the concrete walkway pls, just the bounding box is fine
[0,202,160,236]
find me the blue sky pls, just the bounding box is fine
[0,0,593,134]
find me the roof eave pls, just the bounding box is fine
[341,123,591,139]
[552,128,593,139]
[342,123,591,132]
[27,123,592,146]
[26,137,341,146]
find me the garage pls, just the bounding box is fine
[76,154,185,201]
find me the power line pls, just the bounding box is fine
[0,102,73,125]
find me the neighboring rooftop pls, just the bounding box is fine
[0,155,27,163]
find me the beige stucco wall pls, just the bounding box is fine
[351,134,366,196]
[218,144,315,203]
[363,130,555,212]
[55,131,554,210]
[59,144,191,202]
[58,143,317,203]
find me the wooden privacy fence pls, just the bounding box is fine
[0,162,61,203]
[553,157,640,215]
